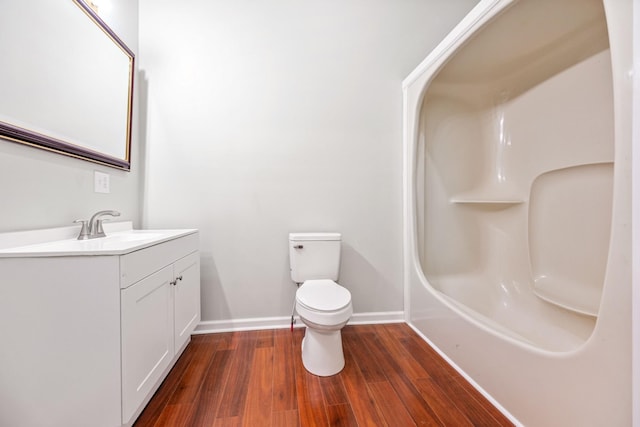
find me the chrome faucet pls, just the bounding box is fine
[75,210,121,240]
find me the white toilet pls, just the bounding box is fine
[289,232,352,376]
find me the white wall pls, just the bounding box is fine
[0,0,140,233]
[139,0,479,323]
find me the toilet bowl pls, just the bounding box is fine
[296,279,352,376]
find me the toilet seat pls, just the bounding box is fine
[297,279,351,311]
[296,279,352,327]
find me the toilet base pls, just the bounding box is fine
[301,327,345,377]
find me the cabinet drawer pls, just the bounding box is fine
[120,233,198,288]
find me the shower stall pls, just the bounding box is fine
[403,0,632,425]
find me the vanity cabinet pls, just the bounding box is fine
[0,226,200,427]
[121,250,200,423]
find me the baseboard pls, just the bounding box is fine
[193,311,404,334]
[348,311,404,325]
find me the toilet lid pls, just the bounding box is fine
[297,280,351,312]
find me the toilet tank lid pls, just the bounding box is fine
[289,232,341,241]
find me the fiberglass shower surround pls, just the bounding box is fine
[417,22,613,351]
[404,0,631,425]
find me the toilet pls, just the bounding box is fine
[289,232,352,376]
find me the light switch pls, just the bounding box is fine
[94,171,110,194]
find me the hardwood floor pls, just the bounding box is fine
[134,323,513,427]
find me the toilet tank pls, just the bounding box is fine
[289,232,341,283]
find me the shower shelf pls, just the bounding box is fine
[450,189,525,205]
[450,196,525,205]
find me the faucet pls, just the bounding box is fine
[75,210,121,240]
[89,210,121,238]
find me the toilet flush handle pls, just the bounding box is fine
[293,245,304,249]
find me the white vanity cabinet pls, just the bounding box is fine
[120,245,200,424]
[0,225,200,427]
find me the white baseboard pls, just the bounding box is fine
[348,311,405,325]
[193,311,404,335]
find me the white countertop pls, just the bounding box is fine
[0,222,198,257]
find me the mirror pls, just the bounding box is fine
[0,0,134,170]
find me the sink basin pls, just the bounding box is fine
[0,226,197,257]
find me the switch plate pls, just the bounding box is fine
[94,171,110,194]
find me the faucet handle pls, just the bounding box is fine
[73,219,90,240]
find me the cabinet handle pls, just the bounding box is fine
[176,275,183,282]
[170,279,177,286]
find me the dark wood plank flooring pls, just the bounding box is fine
[134,323,513,426]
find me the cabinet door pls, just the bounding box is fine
[121,265,174,424]
[173,251,201,353]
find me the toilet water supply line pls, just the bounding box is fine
[291,282,301,331]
